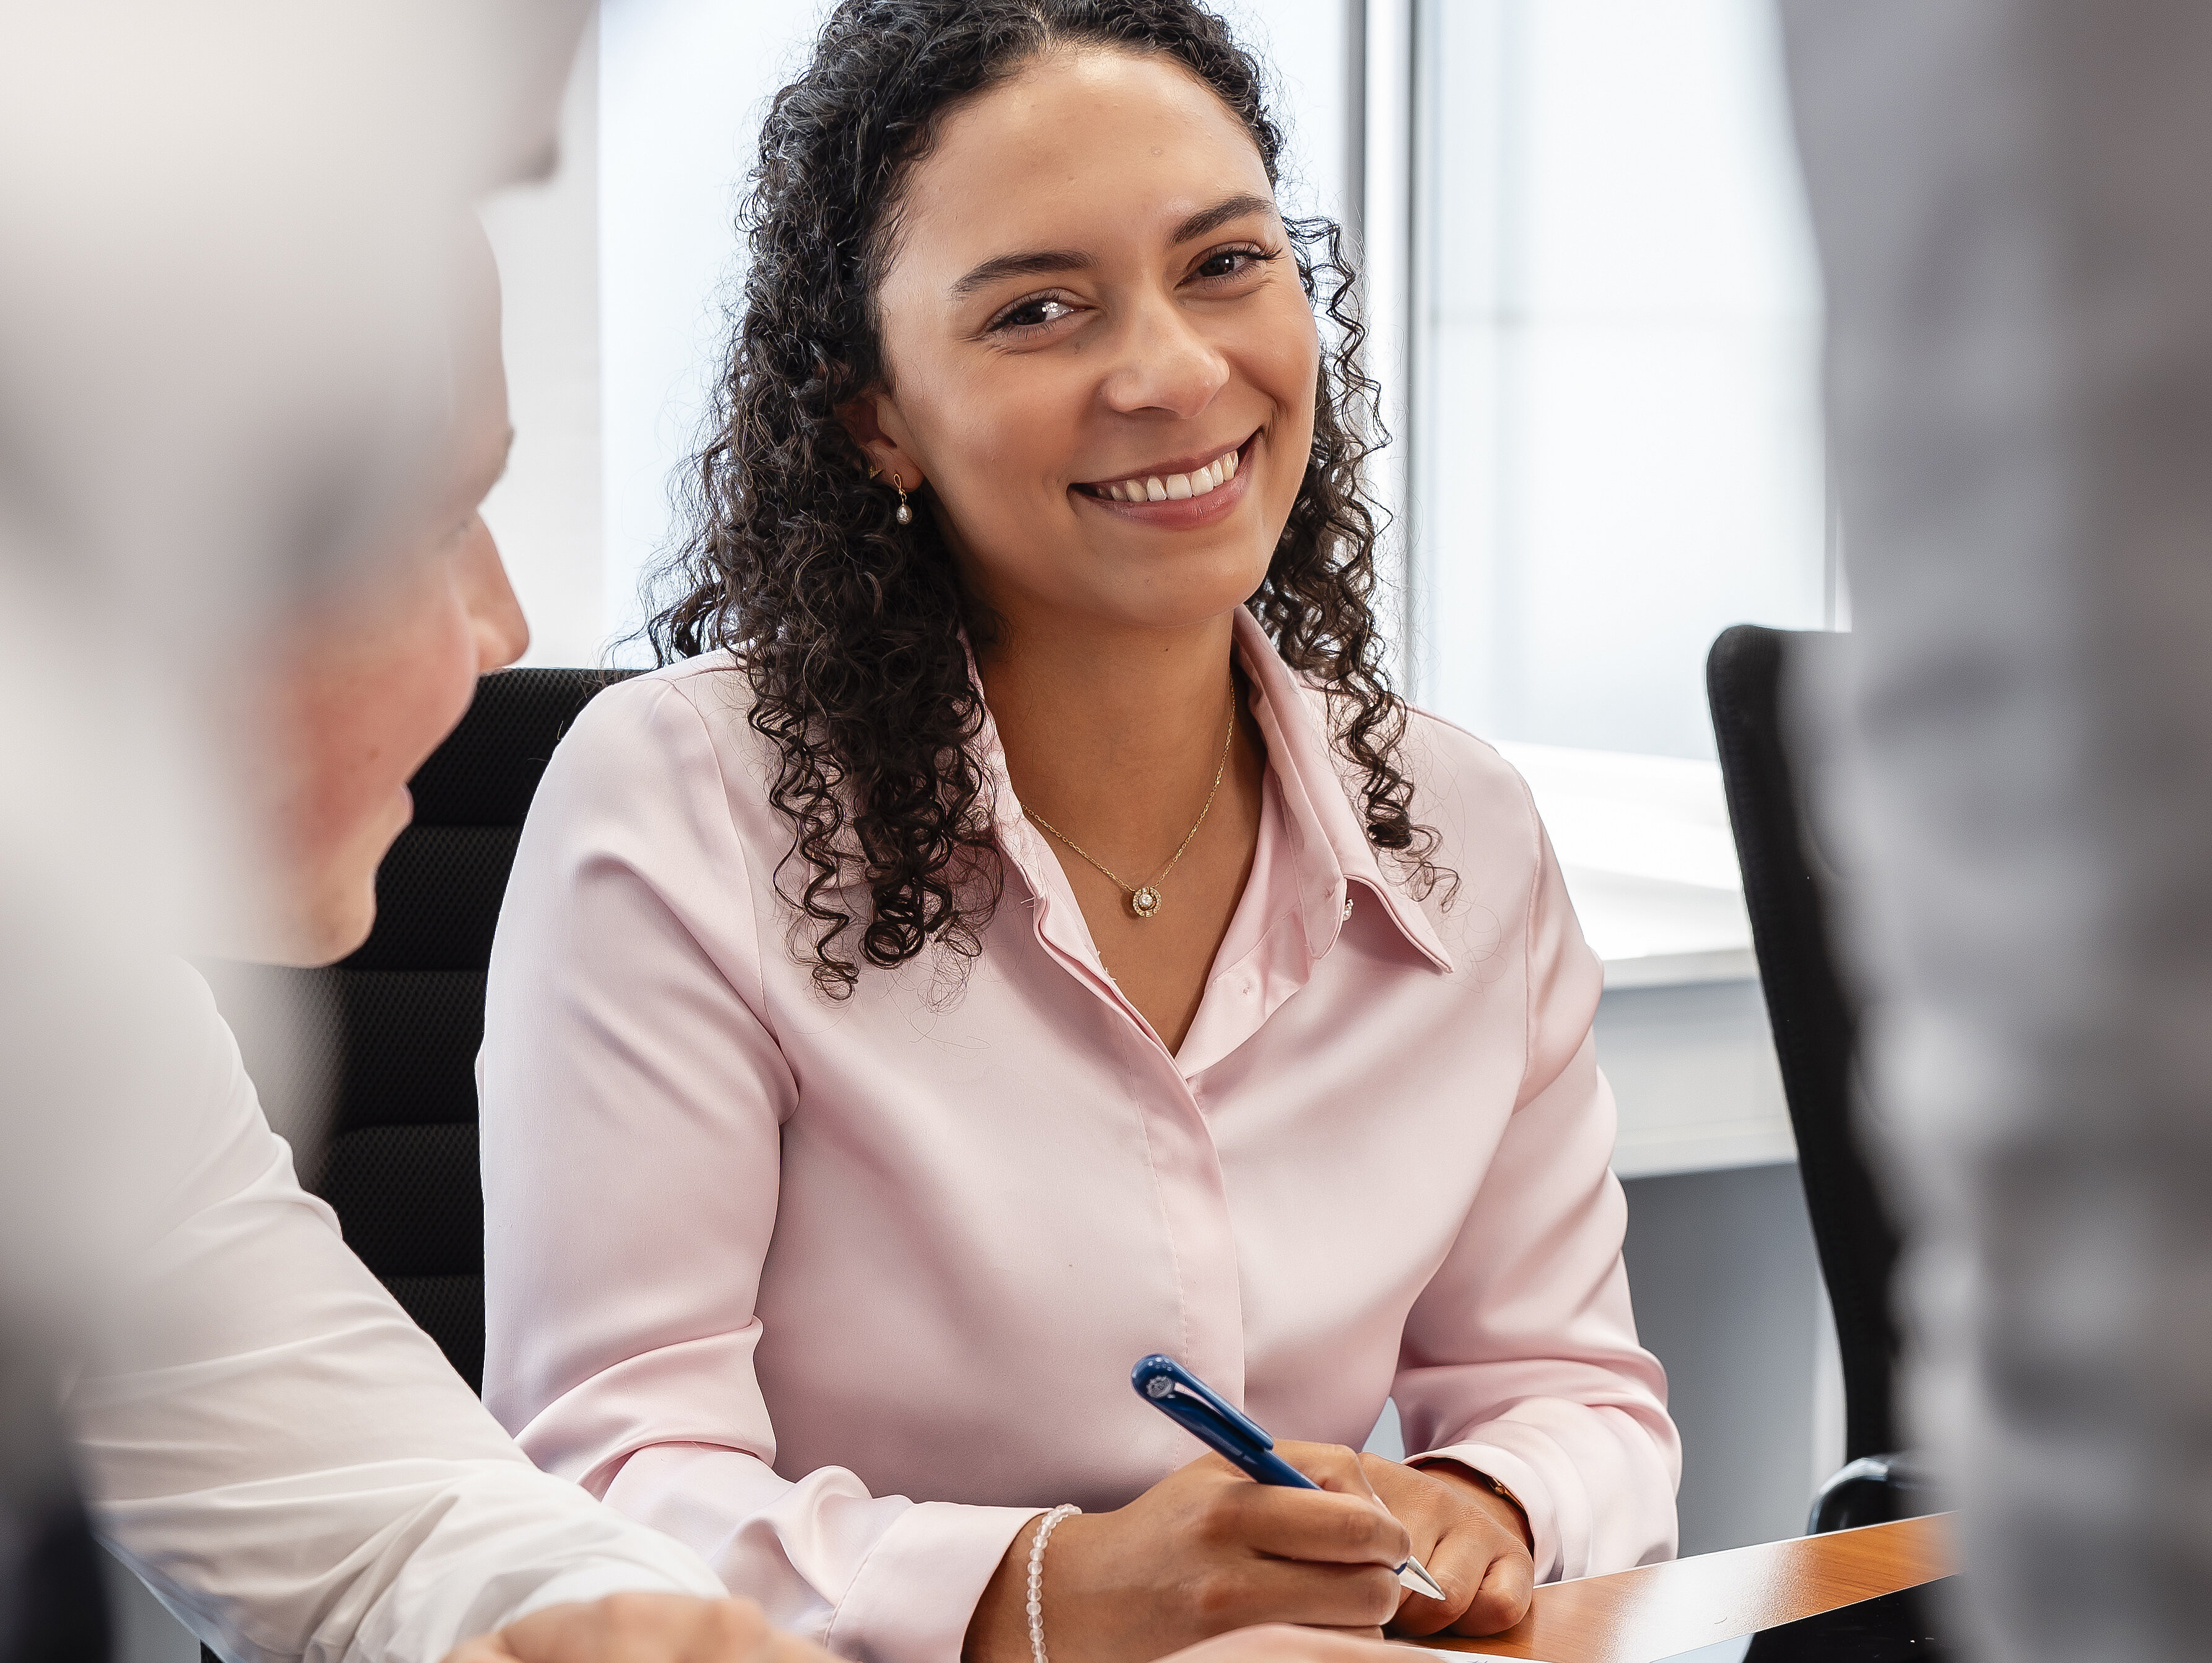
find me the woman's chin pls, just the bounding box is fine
[1109,550,1277,630]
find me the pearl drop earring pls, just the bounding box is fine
[892,473,913,525]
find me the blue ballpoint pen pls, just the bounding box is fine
[1131,1354,1449,1604]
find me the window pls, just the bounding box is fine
[1407,0,1832,762]
[1349,0,1828,1006]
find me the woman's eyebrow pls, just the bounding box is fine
[949,248,1092,299]
[946,194,1279,301]
[1169,192,1276,245]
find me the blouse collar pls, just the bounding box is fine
[1225,608,1453,975]
[973,609,1453,982]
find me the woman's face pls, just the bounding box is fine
[849,48,1320,641]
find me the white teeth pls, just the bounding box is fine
[1093,445,1244,504]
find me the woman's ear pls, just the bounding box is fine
[836,389,926,491]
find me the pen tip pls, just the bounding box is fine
[1400,1558,1448,1602]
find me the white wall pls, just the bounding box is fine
[480,17,607,670]
[1623,1164,1846,1554]
[1214,0,1364,226]
[598,0,843,657]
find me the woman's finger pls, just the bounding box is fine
[1202,1480,1411,1568]
[1274,1440,1386,1506]
[1383,1529,1483,1637]
[1183,1556,1404,1633]
[1449,1547,1537,1637]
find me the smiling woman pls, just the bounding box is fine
[643,6,1431,1020]
[478,6,1681,1663]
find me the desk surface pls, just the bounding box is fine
[1426,1514,1954,1663]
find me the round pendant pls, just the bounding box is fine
[1130,885,1162,919]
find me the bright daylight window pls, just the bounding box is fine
[1403,0,1832,981]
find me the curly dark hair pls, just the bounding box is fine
[646,0,1444,998]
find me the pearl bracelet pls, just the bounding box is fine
[1025,1504,1082,1663]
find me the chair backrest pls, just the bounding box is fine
[215,668,632,1391]
[1706,624,1900,1463]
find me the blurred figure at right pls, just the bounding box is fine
[1781,5,2212,1661]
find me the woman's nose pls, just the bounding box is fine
[1101,296,1231,419]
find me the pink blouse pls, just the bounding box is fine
[478,610,1679,1663]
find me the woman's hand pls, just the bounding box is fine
[1358,1457,1535,1637]
[443,1594,830,1663]
[964,1444,1410,1663]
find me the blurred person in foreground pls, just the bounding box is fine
[1780,4,2212,1661]
[50,222,766,1663]
[0,7,898,1661]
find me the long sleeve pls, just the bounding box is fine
[478,678,1037,1663]
[70,963,722,1663]
[1392,825,1680,1582]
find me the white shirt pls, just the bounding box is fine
[66,962,724,1663]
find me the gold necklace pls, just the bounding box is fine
[1023,690,1237,921]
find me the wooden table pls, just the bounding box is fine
[1423,1514,1953,1663]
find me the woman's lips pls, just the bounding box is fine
[1072,434,1257,529]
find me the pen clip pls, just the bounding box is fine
[1131,1354,1275,1450]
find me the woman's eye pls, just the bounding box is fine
[1192,246,1271,283]
[991,295,1079,333]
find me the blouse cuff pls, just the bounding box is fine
[1407,1438,1560,1584]
[828,1500,1044,1663]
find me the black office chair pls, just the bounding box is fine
[214,667,633,1393]
[1706,625,1938,1534]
